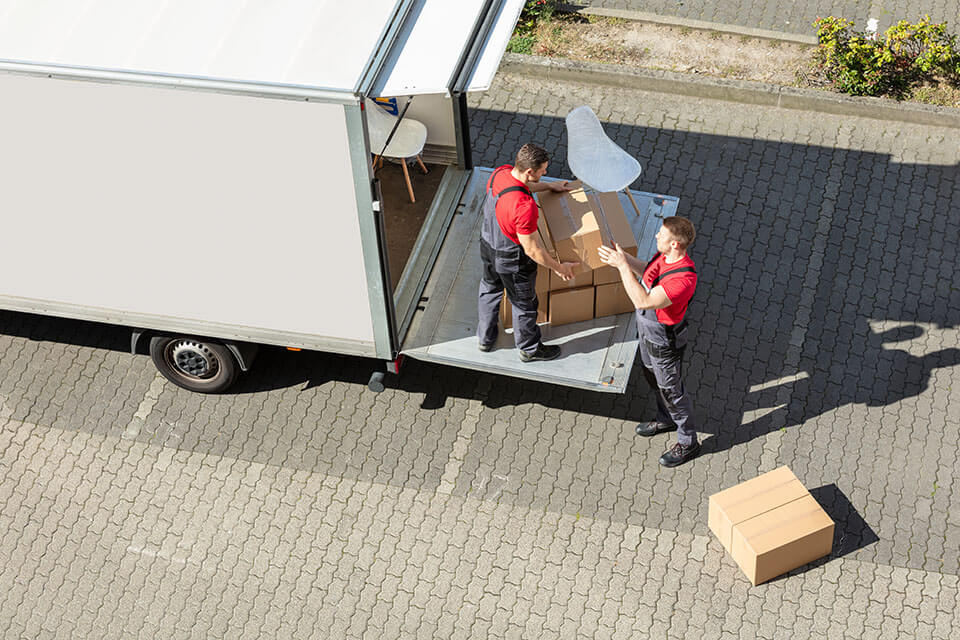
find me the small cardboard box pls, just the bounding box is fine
[537,182,637,275]
[594,282,635,317]
[708,466,834,585]
[548,286,594,326]
[500,291,548,329]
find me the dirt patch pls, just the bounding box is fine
[515,15,960,107]
[529,17,813,86]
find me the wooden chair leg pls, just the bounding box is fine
[401,159,415,203]
[416,154,428,174]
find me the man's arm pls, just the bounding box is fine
[621,252,647,279]
[598,244,672,310]
[619,269,672,310]
[517,232,578,281]
[528,180,571,193]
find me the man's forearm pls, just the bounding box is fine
[620,264,654,309]
[528,181,555,193]
[624,253,646,278]
[526,244,562,272]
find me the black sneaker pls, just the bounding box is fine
[659,441,701,467]
[478,342,494,352]
[636,421,674,437]
[519,343,561,362]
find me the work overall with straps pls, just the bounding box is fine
[477,167,541,354]
[636,252,698,446]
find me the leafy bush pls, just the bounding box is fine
[515,0,557,36]
[813,15,960,98]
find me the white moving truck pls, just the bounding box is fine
[0,0,673,394]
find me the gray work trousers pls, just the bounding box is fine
[636,309,698,446]
[477,240,541,353]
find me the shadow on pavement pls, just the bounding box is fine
[1,107,958,477]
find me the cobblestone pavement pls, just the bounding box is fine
[585,1,960,37]
[1,69,959,638]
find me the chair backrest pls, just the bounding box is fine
[565,105,641,192]
[365,99,395,146]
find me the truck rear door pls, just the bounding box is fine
[401,168,680,393]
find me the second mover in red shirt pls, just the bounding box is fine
[642,253,697,325]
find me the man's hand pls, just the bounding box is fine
[598,243,629,269]
[553,261,579,281]
[546,180,572,193]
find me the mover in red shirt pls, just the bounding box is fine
[477,144,578,362]
[598,217,700,467]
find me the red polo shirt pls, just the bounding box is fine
[487,165,538,244]
[642,253,697,325]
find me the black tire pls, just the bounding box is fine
[149,335,239,393]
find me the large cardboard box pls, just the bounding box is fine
[594,282,635,317]
[708,467,834,585]
[548,286,594,326]
[537,182,638,275]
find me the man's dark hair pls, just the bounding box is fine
[515,143,549,172]
[663,216,696,250]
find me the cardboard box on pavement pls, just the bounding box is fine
[537,182,637,275]
[708,466,834,585]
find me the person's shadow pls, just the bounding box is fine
[706,321,960,453]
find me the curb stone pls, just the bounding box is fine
[557,2,818,46]
[501,53,960,129]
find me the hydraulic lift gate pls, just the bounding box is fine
[402,168,680,393]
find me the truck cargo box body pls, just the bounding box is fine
[0,72,380,356]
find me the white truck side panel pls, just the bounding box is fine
[0,73,376,348]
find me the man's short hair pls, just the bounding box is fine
[663,216,696,250]
[515,143,550,172]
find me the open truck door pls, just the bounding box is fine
[401,170,680,393]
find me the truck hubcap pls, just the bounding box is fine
[167,340,219,379]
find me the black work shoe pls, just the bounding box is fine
[519,343,561,362]
[659,441,701,467]
[636,421,674,437]
[478,342,494,352]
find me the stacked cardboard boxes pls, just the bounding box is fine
[500,181,641,328]
[538,181,638,326]
[708,466,835,585]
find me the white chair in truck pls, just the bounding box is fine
[365,99,428,203]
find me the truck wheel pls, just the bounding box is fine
[149,335,239,393]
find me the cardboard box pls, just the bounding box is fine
[537,182,638,275]
[731,494,835,586]
[549,269,594,291]
[594,282,635,317]
[708,466,834,585]
[548,286,594,326]
[500,291,548,329]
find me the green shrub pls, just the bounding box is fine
[515,0,557,36]
[507,33,536,55]
[813,15,960,98]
